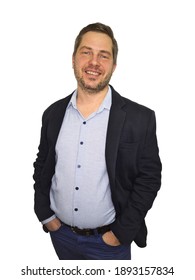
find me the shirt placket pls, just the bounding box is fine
[73,119,87,226]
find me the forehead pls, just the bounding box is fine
[78,31,113,52]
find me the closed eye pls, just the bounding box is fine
[82,51,91,55]
[99,54,109,59]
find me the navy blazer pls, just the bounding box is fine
[33,85,162,247]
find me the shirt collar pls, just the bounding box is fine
[67,91,77,109]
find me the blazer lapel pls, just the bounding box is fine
[105,87,126,189]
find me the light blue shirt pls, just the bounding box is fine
[44,87,116,228]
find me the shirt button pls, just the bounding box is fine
[75,187,79,190]
[77,165,81,168]
[80,141,83,145]
[74,208,78,211]
[83,121,86,125]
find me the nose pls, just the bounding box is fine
[89,54,100,66]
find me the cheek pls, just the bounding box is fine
[103,62,115,72]
[75,60,87,72]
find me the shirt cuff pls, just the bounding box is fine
[41,214,56,225]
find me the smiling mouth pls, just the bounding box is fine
[85,70,100,76]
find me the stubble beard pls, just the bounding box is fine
[73,67,113,94]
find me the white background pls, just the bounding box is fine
[0,0,195,279]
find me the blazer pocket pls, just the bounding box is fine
[119,142,139,150]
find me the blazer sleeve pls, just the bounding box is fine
[33,109,55,221]
[110,111,162,245]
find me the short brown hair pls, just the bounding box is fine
[73,22,118,64]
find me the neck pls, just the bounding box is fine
[76,85,109,118]
[77,85,109,105]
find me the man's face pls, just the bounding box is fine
[72,31,116,94]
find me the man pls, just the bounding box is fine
[33,22,162,260]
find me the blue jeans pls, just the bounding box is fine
[50,224,131,260]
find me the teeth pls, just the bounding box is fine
[86,71,99,76]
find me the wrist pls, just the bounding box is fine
[42,218,61,233]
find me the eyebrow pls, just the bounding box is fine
[79,46,112,56]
